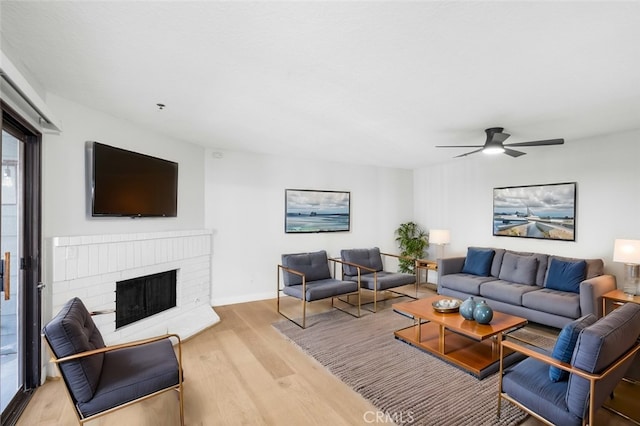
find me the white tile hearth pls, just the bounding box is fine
[48,229,219,345]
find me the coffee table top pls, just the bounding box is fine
[393,295,527,341]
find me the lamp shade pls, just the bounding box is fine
[429,229,451,245]
[613,239,640,264]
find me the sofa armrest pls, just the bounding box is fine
[437,257,465,276]
[580,274,617,318]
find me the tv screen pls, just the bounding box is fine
[87,142,178,217]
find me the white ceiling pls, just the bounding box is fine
[2,1,639,169]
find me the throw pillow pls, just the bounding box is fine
[549,314,597,382]
[545,258,587,293]
[461,248,495,277]
[498,252,539,285]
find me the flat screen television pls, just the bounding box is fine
[87,141,178,217]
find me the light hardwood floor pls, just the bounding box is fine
[17,286,638,425]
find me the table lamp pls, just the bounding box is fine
[613,239,640,296]
[429,229,451,260]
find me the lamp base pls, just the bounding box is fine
[622,264,640,296]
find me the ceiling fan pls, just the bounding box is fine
[436,127,564,158]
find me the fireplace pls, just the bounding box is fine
[116,270,177,329]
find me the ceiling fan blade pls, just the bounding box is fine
[505,138,564,147]
[454,148,484,158]
[436,145,484,148]
[492,132,510,143]
[504,148,526,157]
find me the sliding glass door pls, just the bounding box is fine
[1,126,22,415]
[1,103,42,424]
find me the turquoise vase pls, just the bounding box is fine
[459,296,476,320]
[473,300,494,324]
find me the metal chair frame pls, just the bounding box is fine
[42,333,185,425]
[277,257,361,328]
[341,251,418,313]
[497,337,640,426]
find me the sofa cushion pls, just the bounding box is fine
[439,273,496,295]
[545,258,587,293]
[281,250,331,286]
[522,288,581,319]
[498,253,539,285]
[461,248,495,276]
[505,250,549,286]
[341,247,384,276]
[470,246,505,277]
[549,314,597,382]
[547,255,603,280]
[480,280,541,305]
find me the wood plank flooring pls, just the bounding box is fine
[16,286,638,425]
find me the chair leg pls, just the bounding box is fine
[302,297,307,329]
[177,386,184,426]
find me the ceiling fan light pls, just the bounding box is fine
[483,146,505,155]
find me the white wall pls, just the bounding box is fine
[204,149,414,305]
[39,95,208,338]
[414,131,640,281]
[42,94,206,238]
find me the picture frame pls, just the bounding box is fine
[285,189,351,233]
[493,182,576,241]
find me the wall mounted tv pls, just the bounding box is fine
[87,141,178,217]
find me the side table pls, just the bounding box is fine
[602,289,640,316]
[415,259,437,293]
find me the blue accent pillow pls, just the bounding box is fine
[461,248,495,277]
[545,258,587,293]
[549,314,597,382]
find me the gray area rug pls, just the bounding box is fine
[273,302,556,426]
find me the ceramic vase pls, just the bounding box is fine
[459,296,476,320]
[473,300,493,324]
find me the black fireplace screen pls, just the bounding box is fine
[116,270,177,329]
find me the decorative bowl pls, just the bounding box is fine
[432,298,461,313]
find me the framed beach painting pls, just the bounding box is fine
[493,182,576,241]
[285,189,351,233]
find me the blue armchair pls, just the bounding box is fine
[498,303,640,426]
[42,298,184,425]
[340,247,416,312]
[277,250,360,328]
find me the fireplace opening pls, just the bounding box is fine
[116,270,177,329]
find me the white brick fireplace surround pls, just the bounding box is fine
[49,229,220,345]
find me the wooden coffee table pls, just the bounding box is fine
[393,295,527,379]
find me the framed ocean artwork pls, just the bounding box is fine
[285,189,350,233]
[493,182,576,241]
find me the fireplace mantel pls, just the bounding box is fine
[48,229,219,345]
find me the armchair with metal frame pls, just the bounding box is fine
[42,297,184,425]
[340,247,417,313]
[277,249,361,328]
[497,303,640,426]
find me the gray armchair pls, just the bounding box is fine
[277,250,360,328]
[498,303,640,426]
[340,247,416,312]
[42,297,184,425]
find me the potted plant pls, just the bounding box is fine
[394,222,429,273]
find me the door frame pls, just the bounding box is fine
[1,100,42,423]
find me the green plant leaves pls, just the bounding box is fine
[394,222,428,273]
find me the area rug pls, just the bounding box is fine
[273,304,556,426]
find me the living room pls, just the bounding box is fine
[1,1,639,425]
